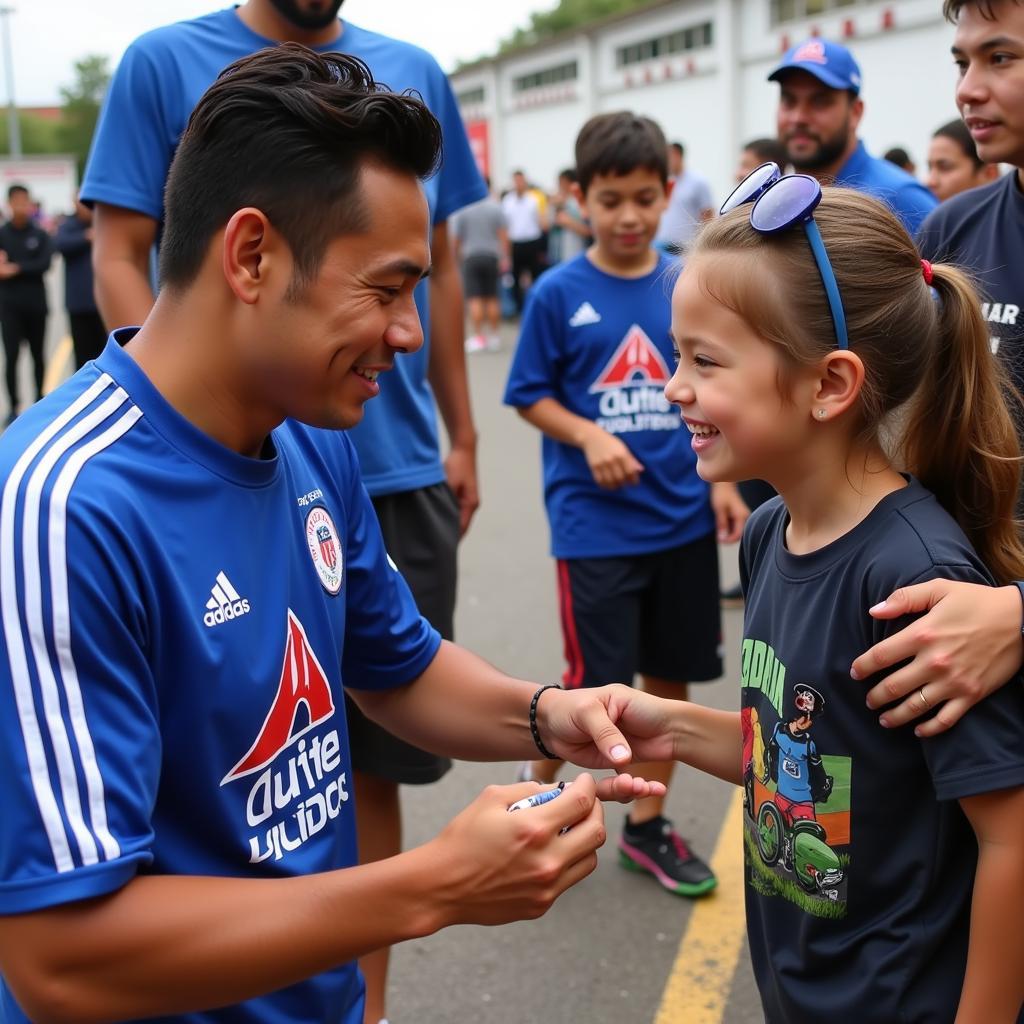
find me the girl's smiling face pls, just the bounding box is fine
[664,258,818,486]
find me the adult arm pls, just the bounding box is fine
[956,785,1024,1022]
[427,220,479,536]
[517,396,643,490]
[851,580,1023,736]
[353,648,741,783]
[0,773,618,1024]
[91,203,159,330]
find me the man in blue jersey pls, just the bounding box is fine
[0,48,669,1024]
[769,38,937,233]
[81,4,485,1019]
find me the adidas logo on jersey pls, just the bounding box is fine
[204,571,251,627]
[569,301,602,327]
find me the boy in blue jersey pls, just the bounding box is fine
[504,112,749,898]
[0,48,674,1024]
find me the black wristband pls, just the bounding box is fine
[529,684,561,760]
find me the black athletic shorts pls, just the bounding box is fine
[556,532,722,688]
[461,252,499,299]
[344,482,459,784]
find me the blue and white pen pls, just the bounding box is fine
[507,781,566,813]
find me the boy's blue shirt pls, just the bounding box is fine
[503,252,713,559]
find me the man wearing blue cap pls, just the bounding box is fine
[769,37,937,233]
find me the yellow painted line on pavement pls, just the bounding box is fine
[43,335,74,396]
[654,788,746,1024]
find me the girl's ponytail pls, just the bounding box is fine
[899,263,1024,584]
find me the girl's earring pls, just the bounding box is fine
[816,409,827,419]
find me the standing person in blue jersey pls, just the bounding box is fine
[504,112,749,899]
[651,172,1024,1022]
[80,4,486,1020]
[0,48,671,1024]
[0,186,52,426]
[770,37,937,233]
[54,193,107,370]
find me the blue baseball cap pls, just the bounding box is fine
[768,38,862,95]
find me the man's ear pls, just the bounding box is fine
[849,96,865,134]
[222,207,287,305]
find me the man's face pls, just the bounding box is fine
[668,147,684,176]
[267,0,344,31]
[250,162,430,431]
[8,191,31,223]
[953,0,1024,168]
[512,172,527,194]
[776,70,862,171]
[735,147,767,182]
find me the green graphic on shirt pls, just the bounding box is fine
[742,671,851,919]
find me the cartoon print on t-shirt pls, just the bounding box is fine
[741,638,851,918]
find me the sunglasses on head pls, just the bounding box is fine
[719,162,849,350]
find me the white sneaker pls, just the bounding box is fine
[464,334,487,353]
[486,332,502,352]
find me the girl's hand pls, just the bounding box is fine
[851,580,1024,737]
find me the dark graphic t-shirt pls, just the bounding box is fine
[917,172,1024,398]
[739,478,1024,1024]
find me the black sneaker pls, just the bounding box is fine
[618,816,717,897]
[720,581,744,609]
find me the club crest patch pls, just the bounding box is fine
[305,506,343,595]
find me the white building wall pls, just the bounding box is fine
[451,0,955,202]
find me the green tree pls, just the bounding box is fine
[0,111,61,156]
[57,54,111,177]
[498,0,652,54]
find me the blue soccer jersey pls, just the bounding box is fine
[81,8,487,498]
[503,253,714,559]
[0,335,440,1023]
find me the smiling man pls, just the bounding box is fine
[770,38,937,233]
[0,48,668,1024]
[917,0,1024,397]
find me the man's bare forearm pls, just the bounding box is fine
[93,255,156,331]
[0,848,445,1023]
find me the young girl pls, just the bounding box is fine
[657,173,1024,1022]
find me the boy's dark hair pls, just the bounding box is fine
[933,118,985,168]
[160,44,443,294]
[742,137,788,168]
[943,0,1021,19]
[574,112,668,193]
[7,184,27,200]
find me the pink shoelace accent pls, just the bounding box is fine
[668,829,693,862]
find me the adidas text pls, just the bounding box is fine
[204,599,251,628]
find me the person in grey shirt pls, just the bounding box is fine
[654,142,714,254]
[452,179,510,352]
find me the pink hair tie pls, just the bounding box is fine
[921,259,934,286]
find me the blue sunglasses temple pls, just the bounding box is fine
[802,219,849,351]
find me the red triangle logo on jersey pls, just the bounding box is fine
[222,609,337,783]
[588,325,672,393]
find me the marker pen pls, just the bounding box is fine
[507,781,566,813]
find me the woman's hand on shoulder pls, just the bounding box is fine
[851,580,1023,737]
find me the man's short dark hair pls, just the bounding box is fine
[558,167,577,184]
[943,0,1021,19]
[160,44,443,294]
[574,112,668,193]
[742,137,788,168]
[7,184,27,200]
[669,141,685,157]
[883,146,913,170]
